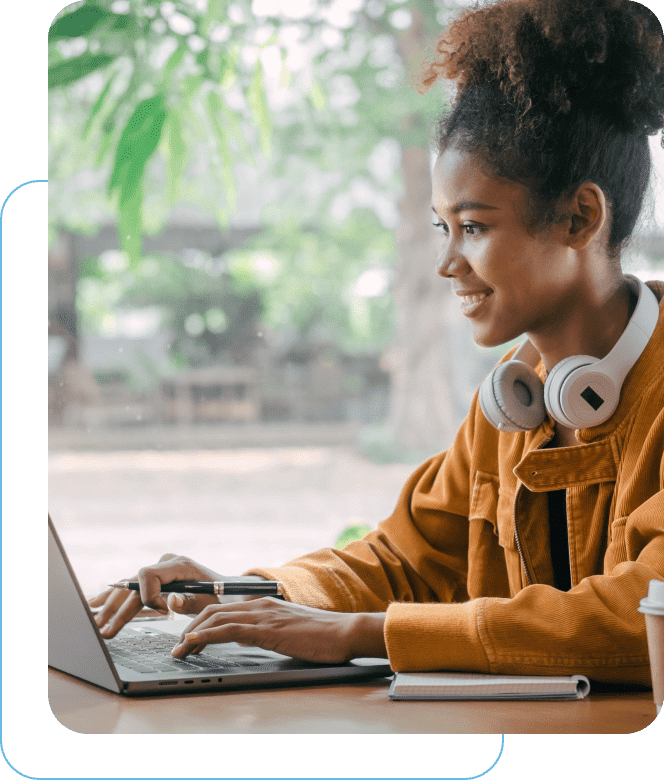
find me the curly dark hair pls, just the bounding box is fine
[421,0,664,255]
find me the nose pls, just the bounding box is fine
[435,242,471,279]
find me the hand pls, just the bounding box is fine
[171,598,388,664]
[88,555,257,638]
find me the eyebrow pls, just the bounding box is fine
[431,202,499,216]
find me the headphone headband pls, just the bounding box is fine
[479,276,660,432]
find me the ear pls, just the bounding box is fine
[567,183,607,250]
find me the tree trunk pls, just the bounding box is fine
[385,11,489,455]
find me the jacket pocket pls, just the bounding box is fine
[469,471,515,548]
[496,488,517,550]
[469,471,499,532]
[468,471,513,597]
[604,516,628,571]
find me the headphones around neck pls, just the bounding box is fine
[478,275,660,432]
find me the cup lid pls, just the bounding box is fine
[639,579,664,615]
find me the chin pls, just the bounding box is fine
[470,330,504,350]
[470,324,520,351]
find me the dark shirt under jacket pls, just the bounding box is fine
[547,488,571,592]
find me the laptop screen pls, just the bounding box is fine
[48,518,121,692]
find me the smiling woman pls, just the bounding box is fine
[423,0,664,252]
[430,148,623,364]
[423,0,664,367]
[92,0,664,697]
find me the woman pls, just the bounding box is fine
[93,0,664,685]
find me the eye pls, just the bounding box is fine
[431,222,485,236]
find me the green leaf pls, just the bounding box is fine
[201,0,226,37]
[48,52,116,89]
[206,92,237,213]
[108,95,167,196]
[82,68,117,139]
[164,44,187,82]
[48,4,114,41]
[309,78,326,112]
[109,95,167,266]
[163,110,187,203]
[117,182,143,269]
[94,127,114,167]
[247,60,272,157]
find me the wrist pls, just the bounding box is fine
[345,612,388,659]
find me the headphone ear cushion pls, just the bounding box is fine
[543,354,597,428]
[479,360,546,432]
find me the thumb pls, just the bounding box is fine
[167,592,218,615]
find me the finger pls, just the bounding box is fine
[173,623,254,657]
[88,587,113,608]
[99,591,143,638]
[173,608,260,656]
[137,557,204,613]
[174,602,248,642]
[167,592,219,615]
[137,570,171,614]
[94,587,134,628]
[172,642,207,658]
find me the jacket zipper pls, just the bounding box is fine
[513,432,555,587]
[513,484,533,586]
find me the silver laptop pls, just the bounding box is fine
[48,517,392,695]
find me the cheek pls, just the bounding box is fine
[482,238,548,286]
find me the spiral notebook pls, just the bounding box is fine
[388,671,591,700]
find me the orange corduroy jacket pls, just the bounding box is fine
[248,281,664,685]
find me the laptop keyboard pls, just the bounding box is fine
[106,632,265,674]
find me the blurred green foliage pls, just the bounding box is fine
[49,0,452,364]
[334,523,374,549]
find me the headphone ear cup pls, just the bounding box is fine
[544,355,608,428]
[479,360,546,432]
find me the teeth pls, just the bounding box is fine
[462,293,488,306]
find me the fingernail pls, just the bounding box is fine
[169,594,184,609]
[171,644,183,657]
[185,632,199,642]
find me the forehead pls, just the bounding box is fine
[431,147,524,214]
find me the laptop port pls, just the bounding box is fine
[158,681,178,686]
[217,678,223,683]
[184,680,194,684]
[201,679,210,683]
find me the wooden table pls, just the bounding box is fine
[48,668,657,734]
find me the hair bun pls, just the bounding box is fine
[425,0,664,135]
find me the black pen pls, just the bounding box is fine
[109,579,284,597]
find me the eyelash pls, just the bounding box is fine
[431,222,485,237]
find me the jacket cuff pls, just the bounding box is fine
[243,566,355,611]
[384,599,491,673]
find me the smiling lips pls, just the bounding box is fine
[461,291,493,315]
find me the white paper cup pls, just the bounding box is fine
[638,579,664,715]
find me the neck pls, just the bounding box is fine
[529,275,636,373]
